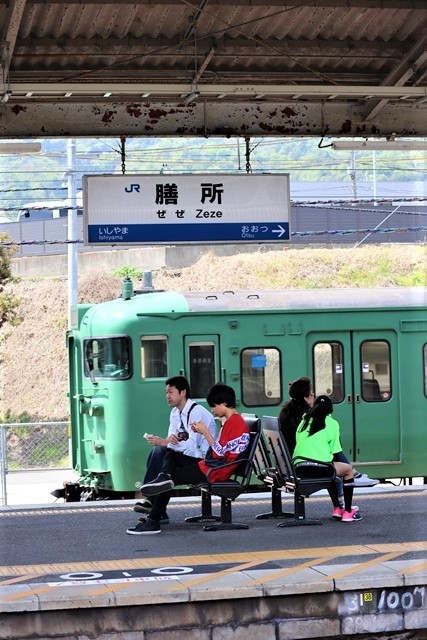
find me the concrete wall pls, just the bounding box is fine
[2,590,425,640]
[11,244,281,277]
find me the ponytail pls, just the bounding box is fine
[300,395,333,436]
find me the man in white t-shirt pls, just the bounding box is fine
[133,375,217,521]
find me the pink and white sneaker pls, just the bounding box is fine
[332,507,344,520]
[342,508,363,522]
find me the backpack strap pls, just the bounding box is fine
[186,402,198,426]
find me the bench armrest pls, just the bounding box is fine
[292,455,335,470]
[205,456,253,482]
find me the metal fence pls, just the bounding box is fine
[0,421,70,505]
[2,195,426,258]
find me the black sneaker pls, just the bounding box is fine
[139,473,175,495]
[138,514,169,525]
[126,518,161,535]
[133,498,153,513]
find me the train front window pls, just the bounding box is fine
[84,337,131,379]
[313,342,344,403]
[360,341,391,402]
[188,343,216,399]
[140,336,168,378]
[241,347,281,406]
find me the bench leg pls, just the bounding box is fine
[277,492,323,527]
[185,489,221,524]
[278,518,323,527]
[256,487,294,520]
[204,522,249,531]
[204,497,249,531]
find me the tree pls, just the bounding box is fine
[0,233,21,329]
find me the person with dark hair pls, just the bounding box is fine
[278,377,313,454]
[133,375,217,521]
[293,395,361,523]
[126,382,250,535]
[279,377,377,509]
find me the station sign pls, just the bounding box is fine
[83,173,290,245]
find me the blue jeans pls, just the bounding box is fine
[149,450,206,523]
[143,446,168,484]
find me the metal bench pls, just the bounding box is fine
[261,415,336,527]
[186,417,261,531]
[252,419,294,521]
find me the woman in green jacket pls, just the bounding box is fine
[294,395,362,523]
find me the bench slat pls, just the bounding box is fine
[261,416,335,527]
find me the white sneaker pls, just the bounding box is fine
[339,502,359,512]
[353,472,379,487]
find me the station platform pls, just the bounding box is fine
[1,480,426,640]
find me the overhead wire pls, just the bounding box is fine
[1,225,426,249]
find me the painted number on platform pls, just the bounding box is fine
[378,587,425,612]
[340,586,425,616]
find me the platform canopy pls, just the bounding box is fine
[0,0,426,137]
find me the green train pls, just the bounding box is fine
[66,280,426,499]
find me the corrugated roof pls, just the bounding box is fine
[4,1,425,83]
[1,1,426,136]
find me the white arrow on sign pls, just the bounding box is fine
[272,225,286,238]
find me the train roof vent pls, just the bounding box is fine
[142,270,154,289]
[134,271,164,295]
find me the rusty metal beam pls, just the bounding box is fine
[194,46,216,84]
[363,33,427,122]
[1,99,425,137]
[0,0,27,82]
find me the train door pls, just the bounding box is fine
[183,336,220,400]
[307,331,400,464]
[67,334,83,469]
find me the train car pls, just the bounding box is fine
[16,192,83,221]
[66,280,426,499]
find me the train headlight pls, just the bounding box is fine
[89,402,104,417]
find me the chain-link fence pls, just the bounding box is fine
[0,421,70,505]
[2,421,70,470]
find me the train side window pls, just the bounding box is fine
[424,344,427,397]
[140,336,168,378]
[241,347,281,407]
[313,342,344,403]
[84,336,131,379]
[188,342,216,399]
[360,340,391,402]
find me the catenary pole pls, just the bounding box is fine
[67,139,78,328]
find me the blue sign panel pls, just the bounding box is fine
[87,222,289,244]
[83,174,290,246]
[251,354,267,368]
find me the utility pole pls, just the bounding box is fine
[349,150,357,201]
[372,150,377,205]
[67,139,78,329]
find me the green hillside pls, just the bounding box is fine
[1,137,425,222]
[0,243,425,423]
